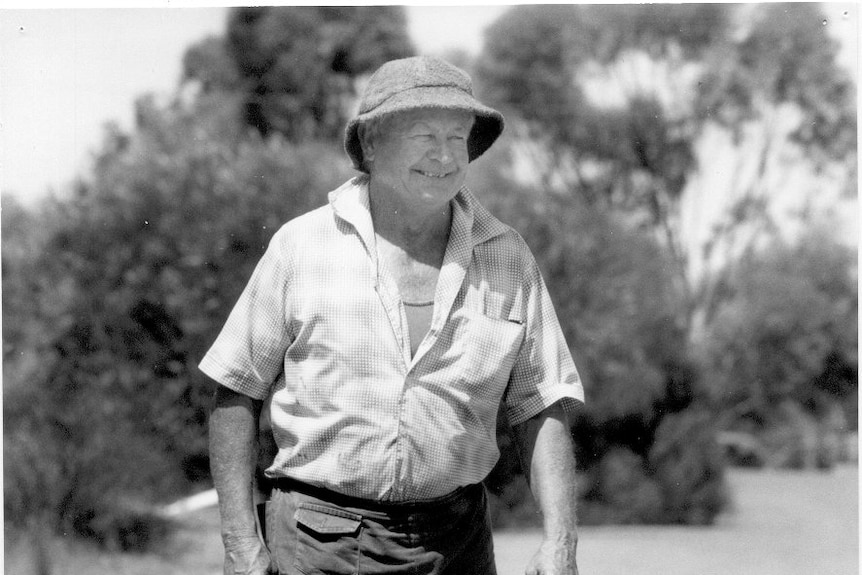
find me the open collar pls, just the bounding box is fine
[328,175,509,252]
[328,175,512,368]
[328,175,377,256]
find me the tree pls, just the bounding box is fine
[181,35,243,95]
[223,6,415,139]
[4,82,355,552]
[692,3,857,337]
[468,138,727,525]
[474,3,856,469]
[475,4,856,337]
[472,0,856,518]
[702,229,857,436]
[5,6,421,546]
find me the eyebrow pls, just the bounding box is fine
[407,122,433,132]
[406,120,471,133]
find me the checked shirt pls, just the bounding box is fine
[199,176,584,501]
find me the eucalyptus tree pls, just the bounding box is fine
[475,3,855,335]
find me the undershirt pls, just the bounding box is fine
[403,299,434,357]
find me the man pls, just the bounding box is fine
[202,56,584,575]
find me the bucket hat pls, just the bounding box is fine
[344,56,505,173]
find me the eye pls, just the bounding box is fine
[411,133,433,141]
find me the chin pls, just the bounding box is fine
[417,187,459,206]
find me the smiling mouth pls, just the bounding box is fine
[417,170,449,178]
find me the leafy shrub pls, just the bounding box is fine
[758,399,848,470]
[487,476,542,529]
[582,447,664,524]
[700,230,857,469]
[69,501,172,553]
[469,135,727,525]
[648,410,728,525]
[3,89,354,548]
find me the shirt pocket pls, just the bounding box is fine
[462,311,525,393]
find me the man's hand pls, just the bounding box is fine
[223,533,273,575]
[525,536,579,575]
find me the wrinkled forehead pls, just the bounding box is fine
[385,108,475,133]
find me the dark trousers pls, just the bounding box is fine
[264,479,497,575]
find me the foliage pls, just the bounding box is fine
[5,4,856,547]
[697,3,856,164]
[4,6,415,546]
[475,3,856,337]
[582,447,663,524]
[470,137,727,525]
[647,410,728,524]
[3,91,353,548]
[181,35,243,95]
[476,3,730,203]
[700,228,858,462]
[475,1,856,481]
[222,6,414,139]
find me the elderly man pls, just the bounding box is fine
[202,56,584,575]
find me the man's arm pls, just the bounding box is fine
[512,401,579,575]
[209,384,272,575]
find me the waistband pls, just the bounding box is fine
[271,477,484,519]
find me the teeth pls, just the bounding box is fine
[420,171,446,178]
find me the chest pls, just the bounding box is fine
[375,235,445,303]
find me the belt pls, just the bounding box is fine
[270,476,484,519]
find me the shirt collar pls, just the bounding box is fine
[453,185,511,247]
[328,175,510,250]
[328,175,376,252]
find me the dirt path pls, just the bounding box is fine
[7,466,857,574]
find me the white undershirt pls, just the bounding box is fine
[403,299,434,357]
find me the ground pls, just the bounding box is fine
[495,465,859,575]
[6,465,858,575]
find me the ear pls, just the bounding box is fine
[359,125,376,163]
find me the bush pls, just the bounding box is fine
[2,89,354,548]
[701,230,857,470]
[4,358,182,550]
[648,410,729,525]
[467,135,728,525]
[487,476,542,529]
[68,500,172,553]
[758,399,848,470]
[582,447,664,524]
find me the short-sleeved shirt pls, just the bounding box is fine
[199,176,584,501]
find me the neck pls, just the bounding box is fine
[368,183,453,250]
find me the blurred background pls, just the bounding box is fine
[2,4,857,574]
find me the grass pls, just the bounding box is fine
[6,465,858,575]
[497,465,859,575]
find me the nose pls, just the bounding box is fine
[429,137,455,165]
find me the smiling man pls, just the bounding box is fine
[202,56,585,575]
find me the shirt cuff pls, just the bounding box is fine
[506,384,584,427]
[198,354,272,401]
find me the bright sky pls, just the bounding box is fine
[0,4,856,205]
[0,5,509,204]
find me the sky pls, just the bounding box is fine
[0,3,857,205]
[0,4,509,204]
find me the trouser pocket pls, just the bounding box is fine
[293,503,362,575]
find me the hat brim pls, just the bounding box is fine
[344,85,504,173]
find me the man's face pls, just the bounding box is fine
[367,108,474,211]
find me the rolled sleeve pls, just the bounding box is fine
[198,227,293,400]
[504,256,584,427]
